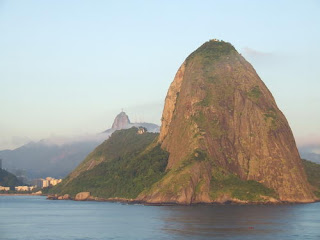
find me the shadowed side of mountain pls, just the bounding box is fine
[0,168,23,188]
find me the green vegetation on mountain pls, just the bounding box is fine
[62,127,159,183]
[187,40,236,63]
[0,169,23,188]
[302,159,320,197]
[209,166,277,201]
[138,148,276,203]
[51,128,169,198]
[247,86,262,102]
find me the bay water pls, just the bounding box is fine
[1,195,319,240]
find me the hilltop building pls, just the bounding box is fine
[137,127,147,135]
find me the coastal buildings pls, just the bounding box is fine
[33,177,62,188]
[0,185,36,192]
[15,186,35,191]
[0,186,10,191]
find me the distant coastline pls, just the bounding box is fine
[0,193,43,196]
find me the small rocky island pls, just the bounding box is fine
[48,40,319,204]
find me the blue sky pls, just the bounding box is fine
[0,0,319,150]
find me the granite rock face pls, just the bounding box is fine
[111,112,131,130]
[62,194,70,200]
[139,40,316,203]
[75,192,91,201]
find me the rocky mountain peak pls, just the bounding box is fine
[149,39,316,203]
[111,111,131,130]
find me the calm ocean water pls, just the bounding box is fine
[0,196,319,240]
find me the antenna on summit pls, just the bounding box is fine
[121,108,124,112]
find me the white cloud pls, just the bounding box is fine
[242,47,271,57]
[296,134,320,148]
[0,136,31,150]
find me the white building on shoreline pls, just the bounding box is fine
[33,177,62,188]
[0,186,10,191]
[15,186,35,191]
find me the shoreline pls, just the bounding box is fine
[3,193,318,205]
[46,194,320,206]
[0,193,44,196]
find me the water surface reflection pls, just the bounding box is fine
[159,204,320,239]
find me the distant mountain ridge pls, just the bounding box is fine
[299,145,320,164]
[0,112,159,180]
[0,141,100,180]
[0,168,23,188]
